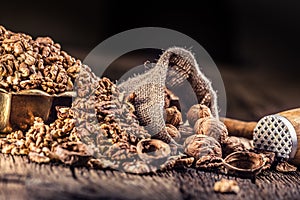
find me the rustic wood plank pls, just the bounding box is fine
[2,152,300,200]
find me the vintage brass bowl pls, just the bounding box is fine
[0,88,75,133]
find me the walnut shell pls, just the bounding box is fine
[223,151,267,177]
[183,134,222,160]
[187,104,212,127]
[194,117,228,144]
[136,139,171,162]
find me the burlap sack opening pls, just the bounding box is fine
[118,47,218,143]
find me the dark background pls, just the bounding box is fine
[2,1,300,69]
[1,0,300,119]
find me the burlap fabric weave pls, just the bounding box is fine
[118,47,218,142]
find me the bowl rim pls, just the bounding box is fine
[0,88,76,97]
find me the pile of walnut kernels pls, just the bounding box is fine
[0,25,79,93]
[0,25,256,173]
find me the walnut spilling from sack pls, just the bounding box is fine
[0,25,81,93]
[187,104,228,144]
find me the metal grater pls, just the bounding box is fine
[253,115,298,159]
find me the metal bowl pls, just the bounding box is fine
[0,88,75,133]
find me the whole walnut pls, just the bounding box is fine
[165,106,182,127]
[194,117,228,144]
[183,134,222,160]
[187,104,212,127]
[165,124,181,142]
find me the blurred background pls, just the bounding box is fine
[1,0,300,120]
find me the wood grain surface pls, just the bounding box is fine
[1,153,300,200]
[1,67,300,200]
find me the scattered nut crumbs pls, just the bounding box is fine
[276,161,297,172]
[214,178,240,194]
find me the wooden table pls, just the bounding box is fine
[2,154,300,200]
[1,66,300,200]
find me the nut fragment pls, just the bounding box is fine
[214,179,240,194]
[161,155,195,170]
[195,155,223,169]
[13,41,24,55]
[276,161,297,172]
[28,152,51,163]
[53,143,91,166]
